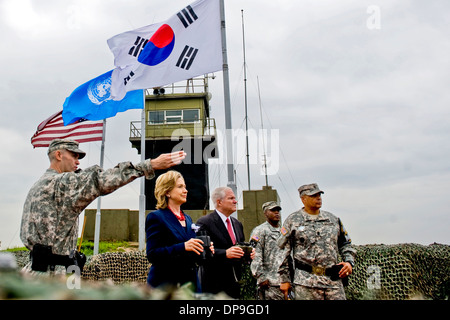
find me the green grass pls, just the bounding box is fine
[1,246,27,252]
[1,241,134,256]
[78,240,132,256]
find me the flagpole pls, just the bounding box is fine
[93,119,106,255]
[139,91,146,251]
[219,0,237,216]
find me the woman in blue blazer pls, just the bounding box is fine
[145,170,212,291]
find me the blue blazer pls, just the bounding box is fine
[145,208,199,289]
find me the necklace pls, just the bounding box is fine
[169,207,185,221]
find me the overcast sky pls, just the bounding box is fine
[1,0,449,249]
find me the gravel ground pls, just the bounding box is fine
[10,251,30,270]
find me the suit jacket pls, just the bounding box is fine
[196,210,245,298]
[145,208,199,289]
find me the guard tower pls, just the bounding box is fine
[129,77,217,213]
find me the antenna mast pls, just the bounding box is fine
[257,77,269,187]
[241,9,251,190]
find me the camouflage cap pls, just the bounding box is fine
[47,139,86,159]
[262,201,281,212]
[298,183,324,197]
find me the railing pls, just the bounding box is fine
[145,76,212,95]
[130,118,216,139]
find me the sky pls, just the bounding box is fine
[0,0,449,249]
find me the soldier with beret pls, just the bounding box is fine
[278,183,356,300]
[250,201,286,300]
[20,138,185,274]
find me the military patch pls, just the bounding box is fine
[251,235,260,242]
[339,218,352,242]
[280,226,288,236]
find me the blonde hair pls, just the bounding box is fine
[154,170,183,209]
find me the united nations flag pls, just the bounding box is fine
[62,70,144,126]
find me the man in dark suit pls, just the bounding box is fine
[196,186,247,298]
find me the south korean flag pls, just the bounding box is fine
[108,0,222,100]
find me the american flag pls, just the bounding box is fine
[31,110,104,148]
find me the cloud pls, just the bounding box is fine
[1,0,449,249]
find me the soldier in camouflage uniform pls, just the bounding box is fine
[20,139,185,274]
[250,201,285,300]
[278,183,356,300]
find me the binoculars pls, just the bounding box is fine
[196,230,213,261]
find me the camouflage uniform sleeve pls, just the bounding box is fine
[337,218,356,265]
[60,159,155,212]
[133,159,155,180]
[250,227,267,284]
[88,159,154,194]
[277,218,293,283]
